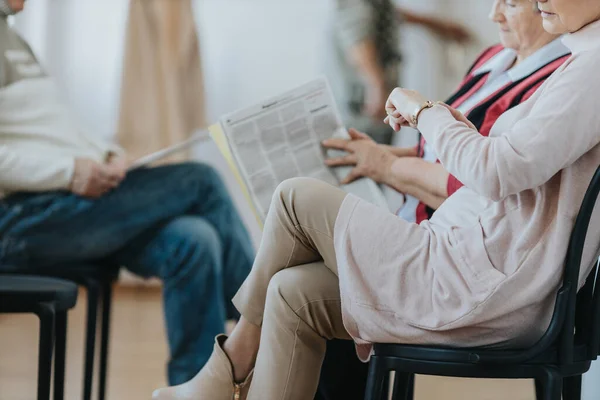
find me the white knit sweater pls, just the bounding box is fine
[0,78,120,193]
[0,16,120,194]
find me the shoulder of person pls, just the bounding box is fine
[551,48,600,89]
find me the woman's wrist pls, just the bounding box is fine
[382,145,418,158]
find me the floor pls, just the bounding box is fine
[0,286,535,400]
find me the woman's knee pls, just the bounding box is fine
[273,177,342,210]
[264,264,345,339]
[265,263,339,316]
[275,177,327,198]
[264,269,305,324]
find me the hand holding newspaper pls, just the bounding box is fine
[209,78,388,226]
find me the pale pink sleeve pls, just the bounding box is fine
[417,59,600,202]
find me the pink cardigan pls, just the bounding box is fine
[334,20,600,361]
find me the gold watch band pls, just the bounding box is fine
[410,100,435,128]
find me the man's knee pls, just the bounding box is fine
[163,162,226,194]
[173,162,223,186]
[157,216,222,283]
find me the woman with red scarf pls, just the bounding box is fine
[323,0,570,225]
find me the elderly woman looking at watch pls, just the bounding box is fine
[153,0,600,399]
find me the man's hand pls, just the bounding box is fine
[106,152,130,173]
[400,9,473,44]
[323,129,396,184]
[69,158,126,198]
[431,20,472,43]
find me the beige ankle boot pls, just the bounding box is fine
[152,335,253,400]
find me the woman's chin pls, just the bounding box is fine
[542,19,567,35]
[497,35,511,50]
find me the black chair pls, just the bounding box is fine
[2,263,120,400]
[0,275,78,400]
[365,165,600,400]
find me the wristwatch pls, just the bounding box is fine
[409,100,435,128]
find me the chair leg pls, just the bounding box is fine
[53,311,68,400]
[392,372,414,400]
[35,303,55,400]
[365,356,388,400]
[535,368,563,400]
[563,375,582,400]
[83,281,100,400]
[98,282,113,400]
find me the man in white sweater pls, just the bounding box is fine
[0,0,254,386]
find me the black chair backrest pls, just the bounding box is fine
[473,165,600,365]
[556,164,600,364]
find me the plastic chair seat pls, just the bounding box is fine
[0,275,77,311]
[372,342,591,366]
[1,262,119,400]
[0,274,79,399]
[17,263,120,284]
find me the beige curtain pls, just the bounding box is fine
[117,0,205,162]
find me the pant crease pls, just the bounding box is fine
[281,318,302,400]
[295,224,333,239]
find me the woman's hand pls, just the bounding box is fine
[384,88,429,131]
[322,129,395,184]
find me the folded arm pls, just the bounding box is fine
[417,65,600,201]
[381,156,449,209]
[0,146,74,192]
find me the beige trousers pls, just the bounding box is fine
[232,177,352,400]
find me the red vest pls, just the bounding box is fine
[415,45,570,223]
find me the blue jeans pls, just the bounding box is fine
[0,162,255,385]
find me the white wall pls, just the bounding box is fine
[192,0,333,242]
[14,0,129,141]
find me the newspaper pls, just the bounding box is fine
[218,78,388,221]
[128,130,210,170]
